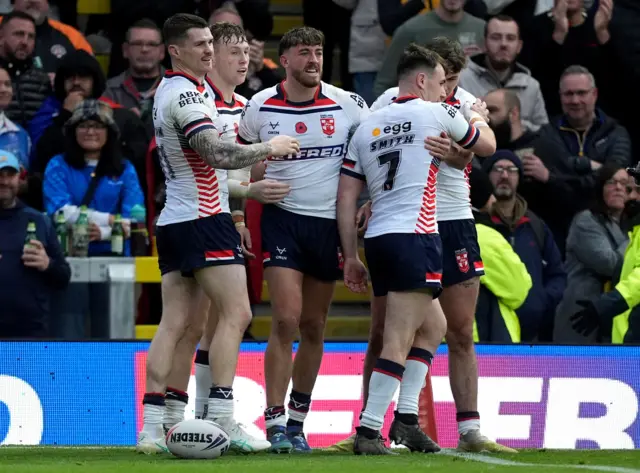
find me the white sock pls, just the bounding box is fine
[207,386,234,423]
[264,406,287,430]
[457,412,481,435]
[359,359,404,432]
[164,398,186,429]
[397,348,432,415]
[142,403,165,438]
[195,349,211,419]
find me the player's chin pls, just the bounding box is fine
[234,71,248,84]
[300,72,321,87]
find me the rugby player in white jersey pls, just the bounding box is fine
[160,22,291,439]
[237,26,370,453]
[337,44,496,455]
[333,37,517,454]
[137,13,299,454]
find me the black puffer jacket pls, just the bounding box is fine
[0,55,52,128]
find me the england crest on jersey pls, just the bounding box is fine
[320,115,335,136]
[455,248,470,273]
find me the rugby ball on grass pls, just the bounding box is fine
[166,419,230,459]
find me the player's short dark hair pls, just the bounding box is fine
[279,26,324,56]
[0,10,36,31]
[126,18,162,43]
[484,14,520,38]
[424,37,466,74]
[210,22,247,45]
[397,43,443,80]
[163,13,209,46]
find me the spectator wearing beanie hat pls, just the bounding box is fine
[467,166,531,342]
[482,149,567,342]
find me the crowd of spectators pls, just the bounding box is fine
[0,0,638,344]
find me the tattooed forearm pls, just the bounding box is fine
[229,197,245,213]
[189,129,272,170]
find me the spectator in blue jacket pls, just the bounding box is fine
[42,99,144,339]
[0,150,70,337]
[484,150,567,342]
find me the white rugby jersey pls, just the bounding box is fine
[237,81,369,219]
[204,76,249,194]
[342,96,479,238]
[370,85,478,221]
[153,70,228,225]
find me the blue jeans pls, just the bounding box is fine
[50,283,110,339]
[352,71,377,106]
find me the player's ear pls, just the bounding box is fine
[279,54,288,69]
[167,44,180,59]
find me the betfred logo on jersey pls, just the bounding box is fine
[268,144,346,161]
[320,115,335,136]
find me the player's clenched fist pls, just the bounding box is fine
[268,135,300,156]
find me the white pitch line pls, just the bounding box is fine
[440,449,640,473]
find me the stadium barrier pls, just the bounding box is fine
[1,342,639,449]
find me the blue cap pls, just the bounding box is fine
[0,151,20,172]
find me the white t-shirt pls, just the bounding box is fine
[370,85,478,221]
[237,81,369,219]
[153,71,229,225]
[343,96,480,238]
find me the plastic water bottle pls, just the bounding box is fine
[130,204,148,257]
[111,214,124,256]
[73,206,89,257]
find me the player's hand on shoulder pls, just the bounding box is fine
[425,132,472,170]
[248,179,290,204]
[470,99,490,123]
[343,257,368,294]
[268,135,300,157]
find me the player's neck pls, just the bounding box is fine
[397,84,421,101]
[208,71,235,103]
[283,78,318,103]
[172,62,205,84]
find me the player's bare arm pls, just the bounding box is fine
[190,130,300,169]
[337,174,365,261]
[337,174,368,294]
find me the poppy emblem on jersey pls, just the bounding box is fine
[455,249,470,273]
[320,115,335,136]
[295,122,307,134]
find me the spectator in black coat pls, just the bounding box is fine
[0,11,51,128]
